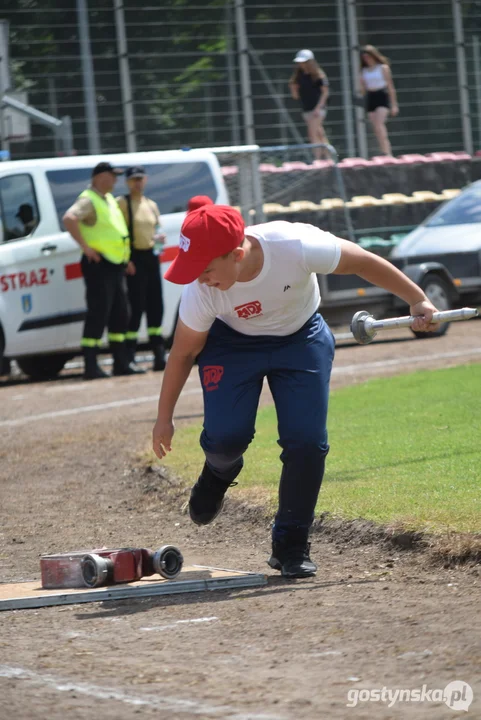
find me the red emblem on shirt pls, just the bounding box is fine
[234,300,263,319]
[202,365,224,392]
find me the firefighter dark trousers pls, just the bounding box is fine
[126,248,164,342]
[196,312,335,542]
[81,255,129,347]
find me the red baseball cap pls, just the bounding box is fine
[187,195,214,212]
[164,205,245,285]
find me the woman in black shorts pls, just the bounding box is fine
[359,45,399,156]
[289,49,330,160]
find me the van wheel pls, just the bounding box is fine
[411,274,452,339]
[16,354,70,380]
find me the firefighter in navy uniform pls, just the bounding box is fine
[63,161,146,380]
[117,166,167,371]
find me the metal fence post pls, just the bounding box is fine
[473,36,481,150]
[76,0,101,154]
[336,0,355,158]
[234,1,264,222]
[114,0,137,153]
[235,0,255,147]
[452,0,473,155]
[237,150,255,224]
[346,0,367,158]
[225,1,241,146]
[326,143,355,242]
[0,20,11,155]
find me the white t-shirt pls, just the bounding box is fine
[178,220,342,336]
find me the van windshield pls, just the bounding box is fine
[425,185,481,227]
[47,161,218,226]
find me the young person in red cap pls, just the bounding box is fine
[152,206,439,578]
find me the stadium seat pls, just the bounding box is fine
[370,155,402,165]
[319,198,345,209]
[289,201,321,211]
[440,188,461,200]
[412,190,443,202]
[348,195,384,207]
[282,162,311,171]
[359,236,395,248]
[397,154,431,163]
[259,164,280,173]
[338,157,371,168]
[382,193,411,204]
[425,151,471,162]
[390,233,410,244]
[263,203,289,214]
[310,160,333,169]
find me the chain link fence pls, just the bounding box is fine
[1,0,480,161]
[212,142,355,242]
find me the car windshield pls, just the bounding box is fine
[426,185,481,227]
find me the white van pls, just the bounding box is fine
[0,149,229,379]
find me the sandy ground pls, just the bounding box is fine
[0,321,480,719]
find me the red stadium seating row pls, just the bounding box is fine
[222,151,474,176]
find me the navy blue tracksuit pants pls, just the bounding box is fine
[197,312,335,540]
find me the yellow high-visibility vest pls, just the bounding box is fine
[79,189,130,264]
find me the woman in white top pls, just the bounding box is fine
[359,45,399,156]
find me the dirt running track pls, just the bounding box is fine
[1,322,480,720]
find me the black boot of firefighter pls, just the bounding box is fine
[111,343,146,376]
[83,347,109,380]
[151,336,166,372]
[125,338,138,366]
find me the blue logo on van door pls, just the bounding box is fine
[21,294,33,314]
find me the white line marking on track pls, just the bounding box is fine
[2,346,480,427]
[140,616,218,631]
[309,650,343,657]
[44,375,197,394]
[0,389,202,427]
[0,665,285,720]
[333,346,481,375]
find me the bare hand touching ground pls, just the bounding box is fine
[152,418,175,459]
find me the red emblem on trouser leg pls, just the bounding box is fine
[202,365,224,392]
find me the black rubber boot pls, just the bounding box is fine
[151,337,166,372]
[112,343,146,376]
[83,347,109,380]
[125,338,138,365]
[189,462,238,525]
[268,528,317,579]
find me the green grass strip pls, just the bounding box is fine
[165,364,481,534]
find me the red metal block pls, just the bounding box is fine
[40,545,183,589]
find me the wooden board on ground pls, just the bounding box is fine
[0,565,267,611]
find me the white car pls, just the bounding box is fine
[0,149,229,379]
